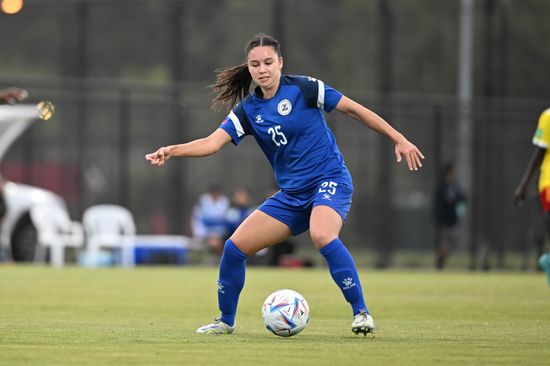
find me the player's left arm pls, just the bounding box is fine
[335,95,425,171]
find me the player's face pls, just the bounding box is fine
[247,46,283,95]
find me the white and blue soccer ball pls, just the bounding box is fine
[261,289,309,337]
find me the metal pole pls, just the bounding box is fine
[75,0,89,214]
[457,0,475,261]
[497,0,510,97]
[375,0,394,268]
[118,89,131,208]
[481,0,496,271]
[495,0,511,267]
[168,1,185,234]
[273,0,285,47]
[433,105,443,250]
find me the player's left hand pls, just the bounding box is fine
[513,184,527,207]
[395,139,425,171]
[145,147,170,167]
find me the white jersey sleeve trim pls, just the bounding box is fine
[228,111,245,137]
[533,138,549,149]
[317,80,325,109]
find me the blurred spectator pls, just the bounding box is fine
[433,162,466,270]
[225,186,254,239]
[0,87,28,105]
[0,88,27,261]
[0,178,6,261]
[191,185,230,262]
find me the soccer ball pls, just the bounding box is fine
[36,101,54,120]
[261,289,309,337]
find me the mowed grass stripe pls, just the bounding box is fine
[0,266,548,365]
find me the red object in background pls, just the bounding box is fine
[279,255,306,268]
[0,162,79,202]
[149,210,168,234]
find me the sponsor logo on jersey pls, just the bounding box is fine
[255,114,264,124]
[277,99,292,116]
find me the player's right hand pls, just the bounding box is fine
[145,147,170,167]
[0,87,28,105]
[514,185,527,206]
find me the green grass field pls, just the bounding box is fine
[0,265,549,366]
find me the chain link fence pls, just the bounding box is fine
[1,0,549,268]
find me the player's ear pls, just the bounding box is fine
[279,57,284,70]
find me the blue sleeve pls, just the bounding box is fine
[322,82,343,113]
[219,102,252,145]
[290,75,343,113]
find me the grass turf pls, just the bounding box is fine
[0,266,549,366]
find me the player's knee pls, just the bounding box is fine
[226,237,256,257]
[310,229,337,249]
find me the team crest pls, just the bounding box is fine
[277,99,292,116]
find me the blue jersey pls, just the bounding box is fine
[220,74,350,193]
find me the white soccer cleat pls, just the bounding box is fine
[351,311,375,336]
[196,318,235,335]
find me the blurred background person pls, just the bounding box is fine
[0,87,28,105]
[515,108,550,285]
[433,162,465,270]
[0,87,27,262]
[0,177,7,262]
[191,185,230,263]
[224,186,254,240]
[224,186,264,264]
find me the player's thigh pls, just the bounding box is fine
[230,209,292,256]
[309,205,343,249]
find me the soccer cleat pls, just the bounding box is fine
[351,310,375,336]
[196,318,235,335]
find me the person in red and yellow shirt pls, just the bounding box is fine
[515,108,550,285]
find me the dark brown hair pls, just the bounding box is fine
[210,33,282,111]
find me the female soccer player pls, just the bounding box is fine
[146,33,425,336]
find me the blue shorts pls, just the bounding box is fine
[258,177,354,236]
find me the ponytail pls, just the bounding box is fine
[210,33,281,111]
[210,63,252,111]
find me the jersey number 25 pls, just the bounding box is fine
[268,125,288,147]
[319,181,338,195]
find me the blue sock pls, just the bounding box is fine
[218,239,247,327]
[320,238,369,316]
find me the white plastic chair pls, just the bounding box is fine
[30,204,84,267]
[82,204,136,267]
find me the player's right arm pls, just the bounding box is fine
[515,109,550,206]
[145,128,232,167]
[514,147,545,206]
